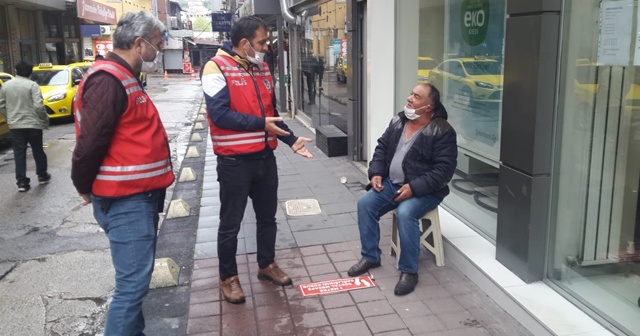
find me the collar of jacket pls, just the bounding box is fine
[220,41,253,70]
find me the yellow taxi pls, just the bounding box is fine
[0,113,8,142]
[31,63,84,119]
[428,57,503,103]
[68,58,95,73]
[70,58,148,87]
[417,57,438,83]
[0,72,14,84]
[0,72,14,142]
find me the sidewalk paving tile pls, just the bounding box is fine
[333,321,372,336]
[403,315,446,334]
[326,306,363,324]
[183,119,534,336]
[365,314,407,334]
[357,300,396,317]
[374,329,413,336]
[291,311,330,329]
[320,292,355,309]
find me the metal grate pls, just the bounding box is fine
[285,199,321,217]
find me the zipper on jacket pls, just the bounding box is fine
[237,63,269,144]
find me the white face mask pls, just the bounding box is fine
[403,105,428,120]
[139,38,161,73]
[246,42,266,65]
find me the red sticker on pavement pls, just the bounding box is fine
[298,276,376,296]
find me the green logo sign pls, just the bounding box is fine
[461,0,490,47]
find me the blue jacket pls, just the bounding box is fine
[368,103,457,200]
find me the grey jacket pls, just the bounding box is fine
[0,75,48,129]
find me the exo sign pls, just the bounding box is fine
[298,276,375,297]
[461,0,490,47]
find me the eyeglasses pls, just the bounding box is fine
[142,38,159,53]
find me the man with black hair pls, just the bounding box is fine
[347,83,457,296]
[201,15,313,304]
[0,60,50,192]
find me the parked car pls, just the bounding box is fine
[0,73,13,142]
[417,56,438,83]
[69,59,147,87]
[428,57,503,103]
[68,58,94,73]
[0,72,14,83]
[31,63,84,119]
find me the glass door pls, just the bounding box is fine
[549,1,640,334]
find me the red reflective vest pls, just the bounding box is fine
[74,61,174,197]
[208,55,277,156]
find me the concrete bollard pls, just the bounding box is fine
[150,258,180,289]
[190,133,203,142]
[178,167,197,182]
[166,199,190,219]
[196,114,205,121]
[186,146,200,158]
[194,122,204,130]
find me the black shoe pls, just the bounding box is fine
[18,182,31,192]
[394,272,418,296]
[38,173,51,184]
[347,258,381,277]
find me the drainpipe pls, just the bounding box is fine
[280,0,297,25]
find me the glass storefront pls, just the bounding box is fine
[549,0,640,334]
[395,0,506,239]
[0,6,9,74]
[291,0,349,134]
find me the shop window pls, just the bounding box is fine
[291,0,349,136]
[395,0,506,240]
[549,1,640,334]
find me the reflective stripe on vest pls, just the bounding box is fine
[209,54,278,156]
[75,61,174,196]
[211,132,277,146]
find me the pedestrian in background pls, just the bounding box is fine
[201,15,313,304]
[347,83,457,296]
[71,11,173,336]
[0,60,50,192]
[315,55,325,90]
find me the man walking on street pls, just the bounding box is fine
[71,11,174,336]
[0,61,50,192]
[202,16,313,304]
[347,83,457,296]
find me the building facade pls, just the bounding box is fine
[0,0,159,73]
[283,0,640,335]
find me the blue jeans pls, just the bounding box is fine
[357,177,442,273]
[91,191,162,336]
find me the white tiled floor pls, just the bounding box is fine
[440,207,616,336]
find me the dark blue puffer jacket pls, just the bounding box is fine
[367,103,457,200]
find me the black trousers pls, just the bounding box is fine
[10,128,47,185]
[304,72,316,103]
[216,155,278,280]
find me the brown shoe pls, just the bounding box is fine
[257,262,293,286]
[220,275,245,304]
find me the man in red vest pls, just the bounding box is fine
[71,11,174,335]
[202,16,313,304]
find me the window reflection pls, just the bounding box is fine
[550,1,640,334]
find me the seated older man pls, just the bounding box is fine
[347,83,457,296]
